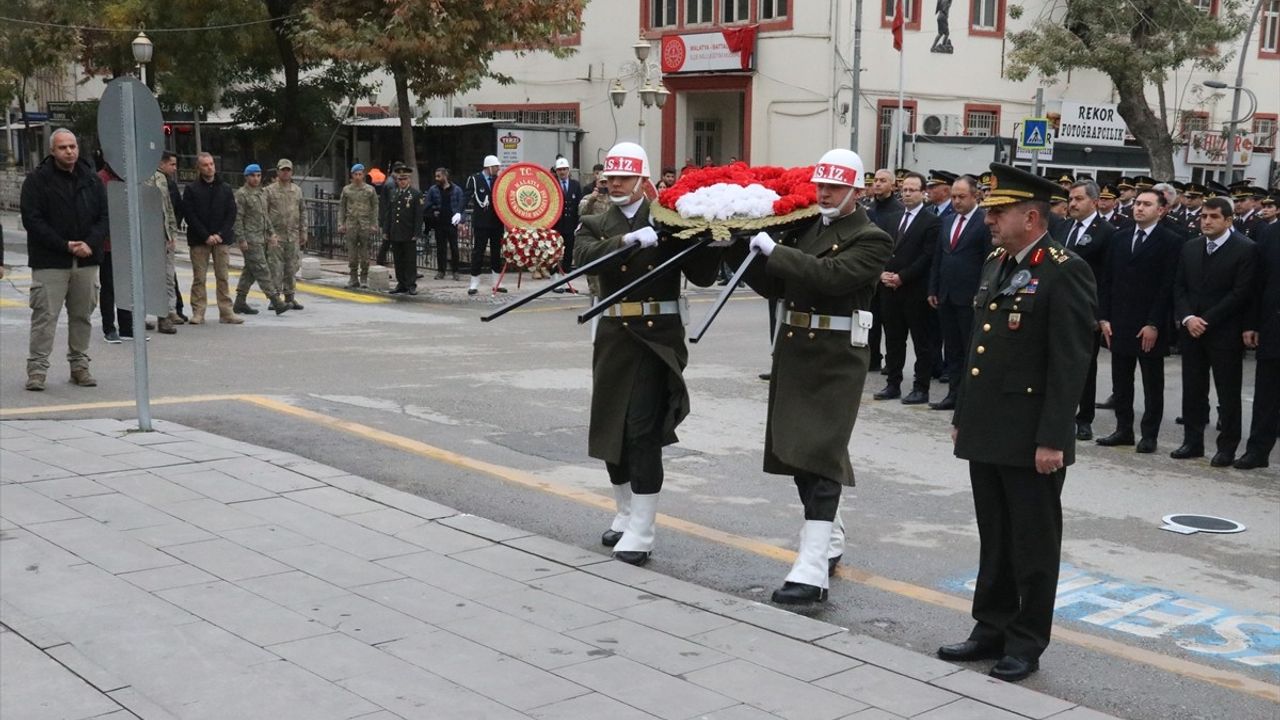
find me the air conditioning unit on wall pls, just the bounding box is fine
[921,114,963,137]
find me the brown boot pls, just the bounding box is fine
[70,368,97,387]
[25,374,46,391]
[189,312,205,325]
[167,312,186,326]
[220,313,244,324]
[157,317,177,334]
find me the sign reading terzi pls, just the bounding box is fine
[1058,101,1129,146]
[660,32,750,74]
[497,129,524,166]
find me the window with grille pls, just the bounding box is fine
[1181,112,1209,137]
[966,109,998,136]
[761,0,788,20]
[1254,117,1277,148]
[685,0,713,23]
[1262,0,1279,53]
[877,103,916,168]
[1191,0,1218,15]
[723,0,751,22]
[971,0,998,30]
[652,0,677,27]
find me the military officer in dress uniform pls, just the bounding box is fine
[466,155,506,295]
[1116,177,1136,218]
[338,163,380,288]
[938,163,1097,683]
[380,162,425,295]
[232,164,289,316]
[732,148,892,605]
[573,141,720,566]
[1180,183,1206,236]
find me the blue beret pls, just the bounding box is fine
[351,163,365,173]
[244,163,262,175]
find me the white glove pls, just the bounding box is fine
[749,231,776,257]
[623,226,659,249]
[450,212,461,226]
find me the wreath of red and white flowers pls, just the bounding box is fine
[657,163,818,219]
[502,227,564,272]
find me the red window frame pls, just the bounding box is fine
[962,103,1002,136]
[1252,113,1278,148]
[880,0,923,32]
[641,0,794,36]
[1179,110,1210,139]
[1260,0,1280,59]
[968,0,1006,37]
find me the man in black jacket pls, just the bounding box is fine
[1236,220,1279,469]
[929,175,991,409]
[20,128,108,390]
[466,155,505,295]
[552,157,582,275]
[1053,180,1114,440]
[1172,198,1255,466]
[875,171,939,404]
[865,169,904,371]
[182,152,241,324]
[1096,189,1180,453]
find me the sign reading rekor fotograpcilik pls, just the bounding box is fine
[1058,101,1129,147]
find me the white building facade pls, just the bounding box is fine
[406,0,1278,185]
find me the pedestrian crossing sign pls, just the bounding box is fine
[1020,118,1049,150]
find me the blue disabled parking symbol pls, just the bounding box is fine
[1021,118,1049,149]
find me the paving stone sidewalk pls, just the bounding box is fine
[0,419,1118,720]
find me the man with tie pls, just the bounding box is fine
[552,157,583,275]
[865,169,905,372]
[929,174,990,410]
[1237,217,1278,469]
[1172,198,1256,466]
[875,171,940,404]
[466,155,506,296]
[1096,188,1179,452]
[1053,180,1114,440]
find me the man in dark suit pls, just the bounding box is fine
[866,169,905,371]
[939,163,1097,683]
[1052,180,1114,440]
[466,155,506,295]
[1096,189,1180,452]
[875,171,939,404]
[1172,197,1256,466]
[552,157,583,275]
[1237,219,1279,469]
[929,175,990,410]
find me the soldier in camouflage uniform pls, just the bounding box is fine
[233,164,289,316]
[147,153,182,333]
[266,158,306,309]
[338,163,379,288]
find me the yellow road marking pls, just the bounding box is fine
[222,269,390,304]
[0,298,25,308]
[3,391,1277,703]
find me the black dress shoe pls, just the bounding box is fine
[771,582,827,605]
[613,550,649,566]
[601,529,623,547]
[901,389,929,405]
[989,655,1039,682]
[873,385,901,401]
[828,554,841,577]
[1135,437,1158,454]
[390,287,406,294]
[1096,394,1116,409]
[929,396,956,411]
[1175,416,1184,425]
[1210,451,1235,468]
[1170,443,1205,459]
[1233,453,1271,470]
[1076,422,1093,441]
[467,288,478,295]
[936,640,1004,662]
[1096,430,1135,447]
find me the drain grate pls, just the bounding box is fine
[1160,514,1247,535]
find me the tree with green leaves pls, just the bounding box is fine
[304,0,586,185]
[0,0,81,168]
[1005,0,1251,178]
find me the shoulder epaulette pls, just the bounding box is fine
[986,247,1006,261]
[1047,246,1070,264]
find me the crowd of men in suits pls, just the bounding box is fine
[862,169,1278,471]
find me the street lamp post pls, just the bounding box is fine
[1202,80,1258,183]
[610,37,669,154]
[131,31,153,87]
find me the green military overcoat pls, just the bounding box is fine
[952,233,1097,467]
[574,201,721,465]
[733,208,893,485]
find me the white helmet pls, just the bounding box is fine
[553,157,571,170]
[483,155,500,168]
[810,148,866,188]
[602,142,649,178]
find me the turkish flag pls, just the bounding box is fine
[892,0,905,51]
[721,24,758,70]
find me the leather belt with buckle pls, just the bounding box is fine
[783,310,853,331]
[603,300,681,318]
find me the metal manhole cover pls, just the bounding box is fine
[1160,514,1247,535]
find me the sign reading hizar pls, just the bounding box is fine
[1185,130,1254,166]
[1058,101,1129,146]
[661,32,751,73]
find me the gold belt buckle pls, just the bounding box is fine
[619,301,641,317]
[815,315,831,330]
[789,311,811,327]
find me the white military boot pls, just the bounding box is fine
[602,483,632,547]
[613,492,658,566]
[772,520,832,605]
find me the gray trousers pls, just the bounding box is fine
[28,261,98,376]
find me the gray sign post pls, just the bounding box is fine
[98,77,165,432]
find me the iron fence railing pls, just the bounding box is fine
[303,197,480,273]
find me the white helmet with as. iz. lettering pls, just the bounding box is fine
[810,148,866,188]
[602,141,649,178]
